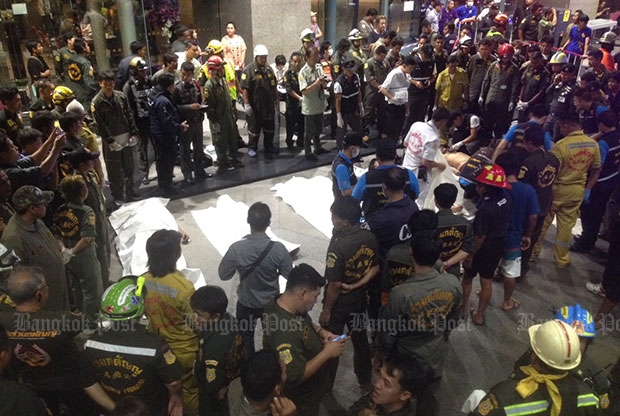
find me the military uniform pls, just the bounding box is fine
[535,131,601,267]
[53,201,102,321]
[330,51,347,140]
[0,109,24,142]
[240,61,278,155]
[204,75,238,170]
[437,209,475,277]
[123,75,154,180]
[64,53,98,107]
[80,324,185,416]
[471,366,600,416]
[91,90,138,201]
[194,313,246,416]
[407,54,435,126]
[28,99,53,120]
[347,45,367,98]
[544,79,577,139]
[283,67,305,149]
[362,57,390,136]
[263,296,330,416]
[519,15,541,42]
[334,72,362,149]
[173,78,205,181]
[82,170,110,287]
[350,392,415,415]
[518,66,550,122]
[55,46,74,80]
[468,53,495,115]
[332,151,357,200]
[0,200,15,239]
[480,61,520,139]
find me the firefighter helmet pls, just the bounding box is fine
[474,164,512,189]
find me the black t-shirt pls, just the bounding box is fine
[518,148,560,215]
[473,189,512,242]
[27,56,49,81]
[0,377,47,415]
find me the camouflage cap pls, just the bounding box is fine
[12,185,54,211]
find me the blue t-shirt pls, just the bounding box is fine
[335,151,354,191]
[505,181,540,249]
[566,25,592,55]
[352,165,420,200]
[504,121,554,151]
[456,5,477,22]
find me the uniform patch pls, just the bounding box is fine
[600,393,609,409]
[279,349,293,365]
[477,398,494,415]
[326,252,338,268]
[164,350,176,365]
[241,73,247,80]
[205,359,218,366]
[364,63,369,69]
[203,90,209,99]
[207,367,216,383]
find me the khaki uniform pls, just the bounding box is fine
[363,57,390,135]
[435,67,469,111]
[0,109,24,142]
[204,76,238,168]
[240,61,278,154]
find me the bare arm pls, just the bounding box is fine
[39,134,66,175]
[70,236,93,256]
[83,383,115,412]
[166,380,183,416]
[492,139,509,161]
[29,129,57,165]
[341,264,379,292]
[302,339,346,382]
[585,167,601,191]
[422,157,446,171]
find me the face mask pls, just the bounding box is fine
[467,2,473,7]
[352,147,361,158]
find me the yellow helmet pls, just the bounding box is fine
[550,52,568,65]
[129,57,147,70]
[207,39,223,55]
[52,86,75,105]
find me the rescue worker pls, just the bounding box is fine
[51,85,76,120]
[91,71,139,204]
[480,43,520,140]
[54,33,75,81]
[448,111,491,155]
[80,277,185,416]
[150,73,189,196]
[122,57,154,185]
[599,32,616,72]
[467,38,495,116]
[362,45,390,140]
[299,28,315,67]
[533,110,601,268]
[173,62,206,184]
[203,55,241,172]
[241,44,278,159]
[572,87,606,136]
[470,320,600,416]
[262,264,347,416]
[450,36,473,70]
[330,39,352,141]
[347,29,367,98]
[64,38,98,108]
[407,44,436,127]
[319,196,378,392]
[331,132,362,200]
[519,2,543,42]
[516,52,550,123]
[572,110,620,253]
[435,55,469,112]
[544,63,578,140]
[29,80,55,119]
[299,46,329,161]
[585,49,610,91]
[334,58,363,149]
[283,51,305,151]
[0,88,24,142]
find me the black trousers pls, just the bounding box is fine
[285,104,304,147]
[248,114,276,154]
[578,178,618,248]
[153,137,176,190]
[521,213,546,276]
[386,103,406,142]
[326,302,372,388]
[236,302,264,356]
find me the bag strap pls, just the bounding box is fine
[239,241,275,280]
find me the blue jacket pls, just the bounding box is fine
[149,86,183,143]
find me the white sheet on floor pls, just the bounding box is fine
[271,176,334,238]
[109,197,206,289]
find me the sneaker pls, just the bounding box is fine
[248,149,257,158]
[586,282,606,297]
[314,147,329,155]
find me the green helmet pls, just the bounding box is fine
[100,276,145,320]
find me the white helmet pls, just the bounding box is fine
[253,44,269,57]
[529,320,582,371]
[348,29,363,40]
[550,51,568,65]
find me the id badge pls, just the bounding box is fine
[500,84,507,90]
[558,96,565,103]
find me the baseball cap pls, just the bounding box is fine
[67,147,100,168]
[343,132,364,147]
[12,185,54,211]
[561,63,576,73]
[342,58,357,70]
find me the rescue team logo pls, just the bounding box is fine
[68,63,83,81]
[567,148,595,171]
[14,343,51,367]
[277,343,293,365]
[538,164,556,188]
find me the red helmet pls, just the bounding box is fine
[207,55,224,70]
[494,13,508,26]
[475,164,511,189]
[498,43,515,58]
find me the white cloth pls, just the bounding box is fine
[461,390,487,414]
[108,198,206,289]
[381,66,411,105]
[423,150,465,211]
[403,121,440,170]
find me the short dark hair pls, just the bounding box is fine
[587,50,603,61]
[0,323,10,352]
[432,107,450,122]
[383,352,427,397]
[330,196,361,225]
[375,45,388,55]
[408,209,438,234]
[366,8,378,16]
[275,55,286,66]
[580,71,596,83]
[35,79,54,92]
[446,22,456,32]
[73,38,86,54]
[0,87,19,104]
[383,167,407,192]
[110,396,149,416]
[98,71,115,82]
[285,263,325,292]
[146,229,182,277]
[540,35,553,45]
[574,87,592,102]
[242,350,282,402]
[226,21,236,29]
[319,41,332,55]
[163,52,178,65]
[130,40,145,55]
[190,285,228,316]
[18,128,43,149]
[0,135,13,154]
[523,124,545,147]
[337,39,351,51]
[184,40,196,50]
[434,183,458,209]
[597,109,618,128]
[435,34,445,41]
[391,36,404,47]
[421,19,431,28]
[403,55,416,66]
[58,111,82,131]
[376,140,397,161]
[247,202,271,231]
[26,40,41,54]
[290,50,303,60]
[496,151,519,176]
[410,229,442,266]
[305,46,318,59]
[180,61,195,73]
[418,34,429,42]
[447,55,458,64]
[31,110,55,132]
[528,103,548,118]
[480,38,494,48]
[577,14,589,23]
[157,72,176,89]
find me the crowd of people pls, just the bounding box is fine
[0,0,620,415]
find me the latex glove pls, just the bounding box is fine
[108,141,123,151]
[520,101,529,111]
[62,248,74,264]
[478,97,484,107]
[337,113,344,129]
[358,103,364,117]
[128,136,139,147]
[450,141,464,152]
[508,102,515,113]
[583,188,591,203]
[211,122,221,134]
[244,104,253,118]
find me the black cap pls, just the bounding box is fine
[67,148,100,167]
[561,63,576,73]
[343,132,364,147]
[586,81,601,93]
[342,58,357,70]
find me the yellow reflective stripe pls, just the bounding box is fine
[504,400,549,415]
[577,394,599,408]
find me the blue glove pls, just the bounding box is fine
[583,189,591,203]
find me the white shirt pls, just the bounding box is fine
[403,120,440,170]
[381,66,411,105]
